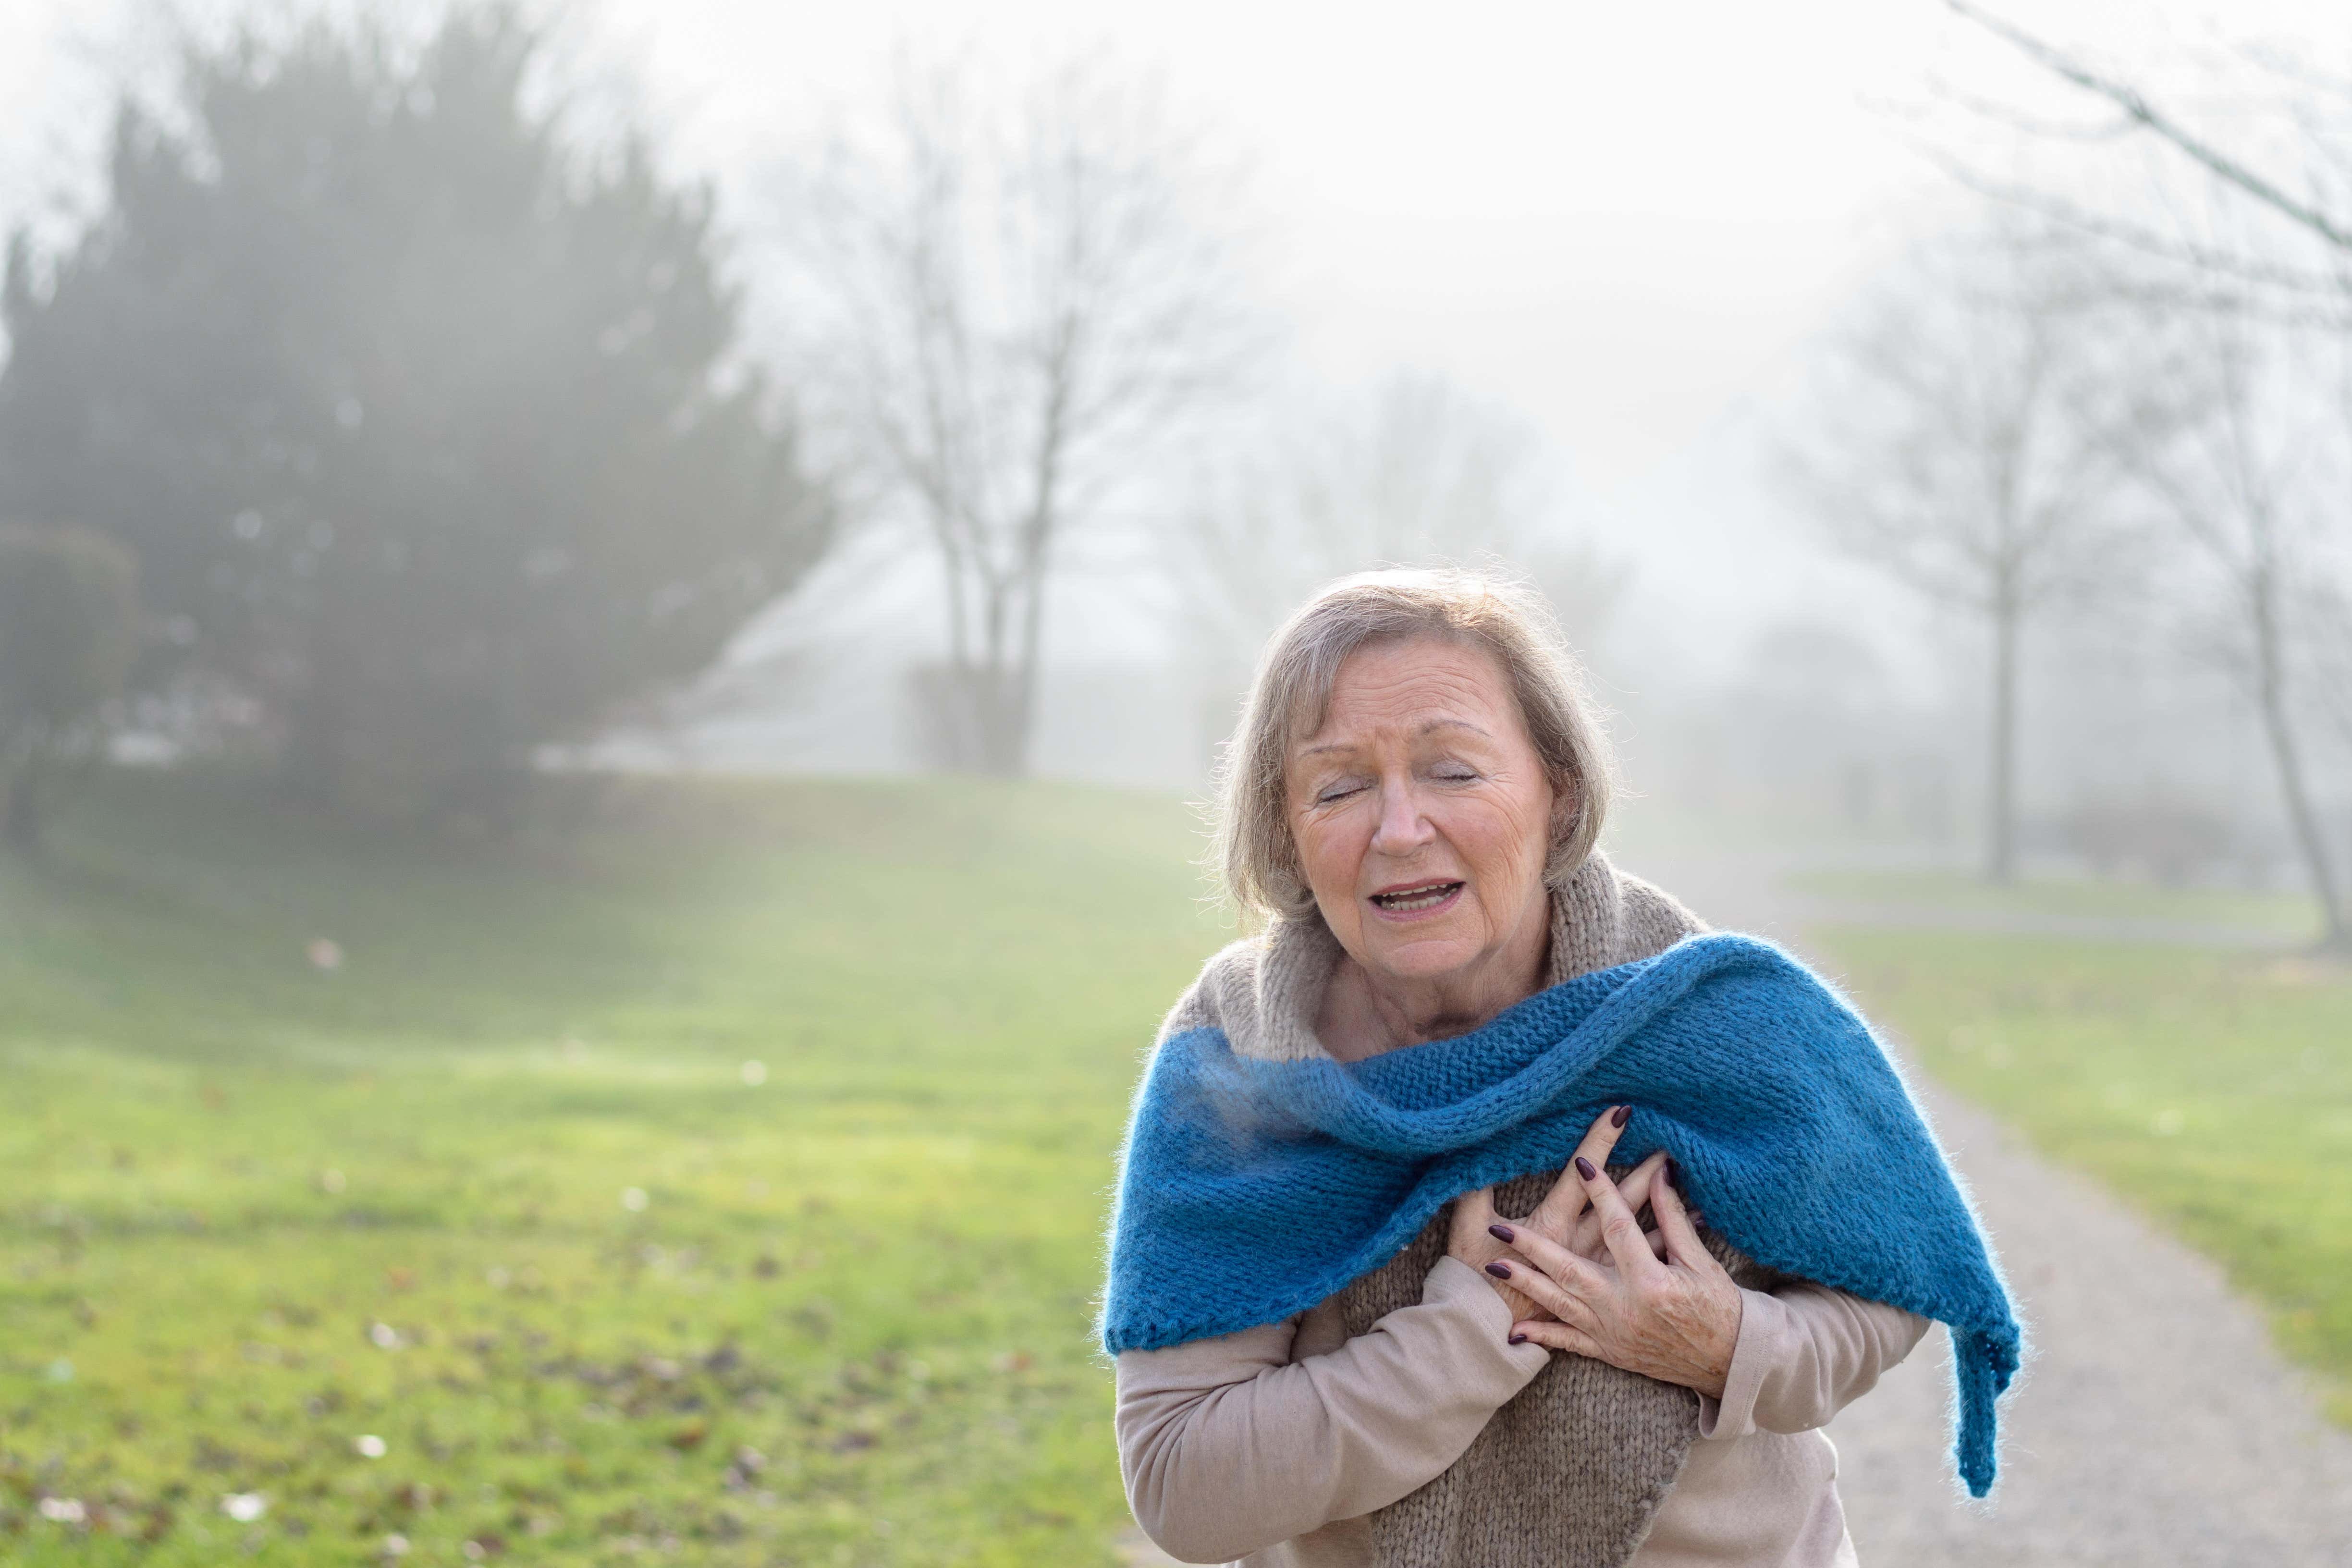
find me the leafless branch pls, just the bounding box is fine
[1947,0,2352,251]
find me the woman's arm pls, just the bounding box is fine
[1115,1257,1547,1563]
[1700,1282,1931,1439]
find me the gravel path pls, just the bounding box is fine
[1640,844,2352,1566]
[1825,1073,2352,1565]
[1117,848,2352,1564]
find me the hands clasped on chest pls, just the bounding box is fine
[1445,1106,1744,1400]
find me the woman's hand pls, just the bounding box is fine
[1446,1106,1667,1322]
[1481,1158,1741,1398]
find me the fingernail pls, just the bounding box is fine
[1574,1156,1597,1180]
[1611,1104,1631,1128]
[1487,1223,1515,1243]
[1662,1156,1678,1187]
[1484,1261,1512,1280]
[1507,1332,1528,1345]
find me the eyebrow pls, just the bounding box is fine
[1297,718,1494,759]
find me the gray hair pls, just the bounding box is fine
[1212,566,1616,920]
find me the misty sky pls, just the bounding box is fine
[5,0,2348,679]
[0,0,2103,492]
[596,0,1971,497]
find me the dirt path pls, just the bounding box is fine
[1117,848,2352,1564]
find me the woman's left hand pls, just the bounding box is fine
[1481,1158,1741,1398]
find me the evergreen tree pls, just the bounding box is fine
[0,6,833,819]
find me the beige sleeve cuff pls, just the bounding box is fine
[1699,1284,1934,1440]
[1421,1254,1565,1372]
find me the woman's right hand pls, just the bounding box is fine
[1446,1106,1670,1322]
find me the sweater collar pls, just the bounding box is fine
[1235,852,1626,1066]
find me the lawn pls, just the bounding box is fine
[1814,928,2352,1423]
[11,776,2348,1568]
[1789,867,2324,940]
[0,773,1231,1566]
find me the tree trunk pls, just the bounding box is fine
[2248,578,2348,949]
[972,656,1028,777]
[0,719,46,854]
[957,569,1033,777]
[1,759,39,853]
[1984,593,2020,884]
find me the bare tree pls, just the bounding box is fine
[1941,1,2352,296]
[1778,227,2156,882]
[1933,3,2352,941]
[783,53,1258,775]
[2117,310,2349,947]
[1168,372,1625,747]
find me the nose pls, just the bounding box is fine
[1368,775,1433,858]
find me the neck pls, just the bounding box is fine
[1316,891,1553,1063]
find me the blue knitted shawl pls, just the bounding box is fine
[1102,931,2021,1497]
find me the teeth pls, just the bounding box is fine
[1373,883,1459,910]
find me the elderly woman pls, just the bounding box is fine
[1102,570,2018,1568]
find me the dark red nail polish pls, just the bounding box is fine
[1662,1156,1678,1188]
[1484,1261,1512,1279]
[1574,1156,1598,1180]
[1488,1223,1515,1244]
[1611,1104,1631,1128]
[1507,1333,1528,1345]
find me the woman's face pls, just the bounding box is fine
[1285,637,1558,988]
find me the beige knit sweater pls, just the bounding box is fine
[1113,854,1931,1568]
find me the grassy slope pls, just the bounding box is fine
[1815,928,2352,1423]
[0,775,1229,1566]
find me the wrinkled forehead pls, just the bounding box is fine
[1285,632,1518,748]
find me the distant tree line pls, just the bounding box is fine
[0,4,834,839]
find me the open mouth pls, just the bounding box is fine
[1368,881,1464,915]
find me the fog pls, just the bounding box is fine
[6,6,2352,1563]
[7,0,2352,897]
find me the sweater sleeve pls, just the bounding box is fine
[1697,1282,1933,1440]
[1115,1256,1550,1564]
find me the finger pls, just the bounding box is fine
[1448,1186,1499,1243]
[1446,1188,1504,1270]
[1574,1213,1666,1262]
[1494,1280,1550,1324]
[1569,1204,1606,1260]
[1572,1153,1666,1282]
[1484,1256,1603,1333]
[1652,1162,1720,1275]
[1483,1220,1614,1300]
[1530,1105,1632,1230]
[1615,1151,1668,1218]
[1510,1319,1603,1358]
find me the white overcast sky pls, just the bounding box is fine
[0,0,2180,490]
[592,0,1967,495]
[5,0,2346,674]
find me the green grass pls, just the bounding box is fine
[1789,867,2324,939]
[0,773,1232,1566]
[1814,928,2352,1423]
[14,777,2348,1567]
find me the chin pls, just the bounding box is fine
[1360,932,1485,984]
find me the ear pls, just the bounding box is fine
[1543,768,1585,884]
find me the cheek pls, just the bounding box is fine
[1446,790,1552,884]
[1290,806,1367,885]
